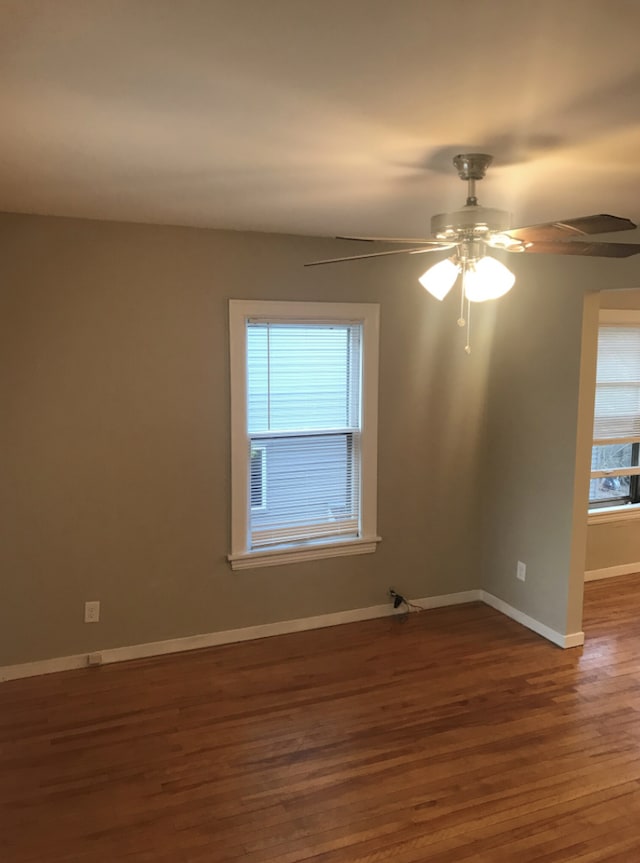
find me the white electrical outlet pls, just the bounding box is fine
[87,652,103,666]
[84,600,100,623]
[516,561,526,582]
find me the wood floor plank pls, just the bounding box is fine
[2,578,640,861]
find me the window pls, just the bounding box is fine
[250,446,266,510]
[228,300,380,569]
[589,311,640,512]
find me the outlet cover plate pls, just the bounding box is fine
[517,561,526,582]
[84,600,100,623]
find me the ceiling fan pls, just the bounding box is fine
[305,153,639,351]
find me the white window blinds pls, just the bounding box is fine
[246,321,362,549]
[594,325,640,444]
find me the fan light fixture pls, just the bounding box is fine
[464,256,515,302]
[418,257,460,299]
[419,253,515,353]
[419,255,515,303]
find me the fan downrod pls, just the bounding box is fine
[453,153,493,206]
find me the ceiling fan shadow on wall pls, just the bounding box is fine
[305,154,639,353]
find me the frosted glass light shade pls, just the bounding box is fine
[464,256,515,302]
[418,258,460,300]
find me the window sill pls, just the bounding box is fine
[588,505,640,525]
[227,535,382,570]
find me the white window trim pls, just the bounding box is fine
[228,299,381,570]
[588,503,640,525]
[599,310,640,325]
[588,308,640,522]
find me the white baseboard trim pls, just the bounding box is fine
[2,586,585,683]
[584,562,640,582]
[413,589,482,610]
[481,591,584,649]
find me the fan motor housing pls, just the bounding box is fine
[431,205,512,241]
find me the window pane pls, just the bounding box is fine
[589,442,638,506]
[594,326,640,441]
[597,327,640,382]
[591,443,634,472]
[247,324,361,433]
[589,474,631,505]
[250,433,359,546]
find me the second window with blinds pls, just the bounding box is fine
[228,300,380,569]
[590,310,640,512]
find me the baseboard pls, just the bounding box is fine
[2,588,587,682]
[584,562,640,582]
[0,589,483,683]
[481,591,584,649]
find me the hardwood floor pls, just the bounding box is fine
[2,577,640,862]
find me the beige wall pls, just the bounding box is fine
[1,212,492,666]
[3,212,639,667]
[480,254,640,637]
[584,289,640,573]
[586,520,640,571]
[600,289,640,311]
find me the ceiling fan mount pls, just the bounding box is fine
[452,152,493,182]
[431,152,513,242]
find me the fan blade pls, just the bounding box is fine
[511,240,640,258]
[305,245,455,267]
[504,214,636,243]
[336,235,449,245]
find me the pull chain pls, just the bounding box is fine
[457,263,466,328]
[465,298,472,354]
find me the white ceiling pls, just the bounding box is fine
[1,0,639,239]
